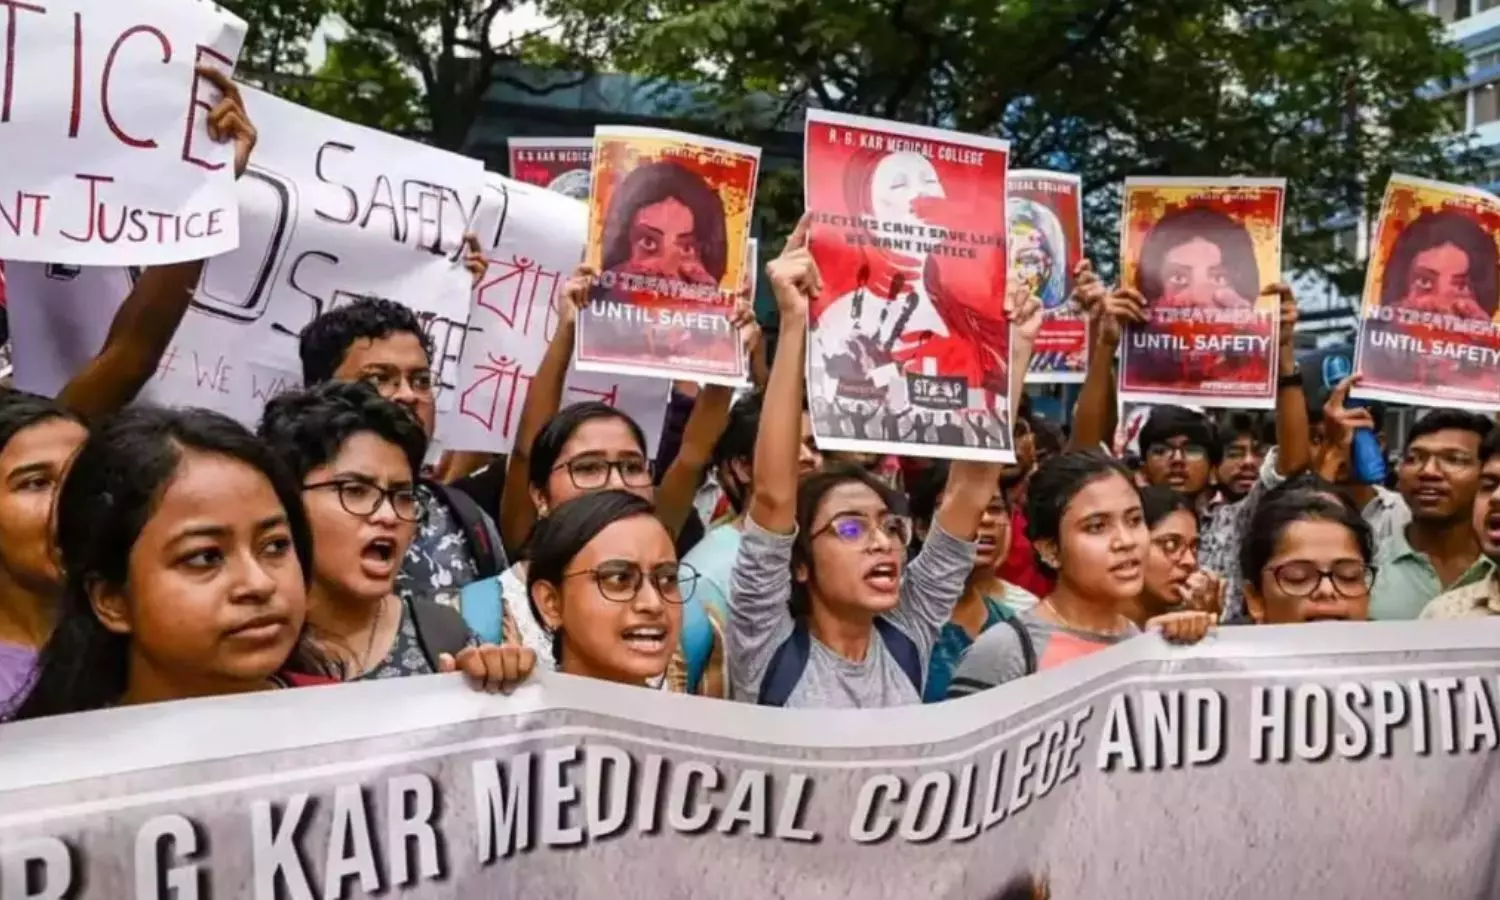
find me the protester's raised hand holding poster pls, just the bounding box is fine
[1117,177,1286,409]
[0,0,248,265]
[441,173,670,454]
[1009,170,1088,385]
[573,127,759,387]
[803,110,1015,463]
[1352,174,1500,412]
[507,137,593,199]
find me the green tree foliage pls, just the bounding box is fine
[547,0,1480,291]
[223,0,603,149]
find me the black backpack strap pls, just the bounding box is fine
[757,620,812,707]
[423,478,501,579]
[873,617,924,694]
[1008,615,1038,676]
[406,595,472,671]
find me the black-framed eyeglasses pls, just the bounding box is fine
[563,559,697,604]
[553,456,654,490]
[1400,449,1476,473]
[812,512,913,547]
[304,479,425,523]
[361,368,436,399]
[1265,560,1375,598]
[1146,442,1208,462]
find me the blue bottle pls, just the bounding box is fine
[1321,355,1386,485]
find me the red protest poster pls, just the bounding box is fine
[1352,174,1500,412]
[1117,178,1285,410]
[803,110,1014,463]
[575,127,759,386]
[1009,170,1087,384]
[507,137,593,200]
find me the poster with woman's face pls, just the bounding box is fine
[1008,170,1086,385]
[575,127,759,387]
[507,137,594,200]
[1117,178,1285,410]
[1351,174,1500,412]
[803,109,1015,464]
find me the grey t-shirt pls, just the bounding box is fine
[946,606,1140,699]
[727,516,975,708]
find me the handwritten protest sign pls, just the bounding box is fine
[804,110,1014,463]
[1118,177,1285,409]
[1353,174,1500,412]
[1009,170,1087,384]
[575,126,759,387]
[8,86,485,425]
[440,173,669,454]
[2,623,1497,898]
[0,0,248,265]
[506,137,593,200]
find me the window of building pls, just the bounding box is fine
[1475,82,1500,125]
[1334,227,1359,260]
[1437,0,1474,22]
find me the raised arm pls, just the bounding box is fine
[1317,375,1379,511]
[499,265,591,557]
[1069,269,1144,452]
[57,69,256,422]
[1268,284,1311,478]
[748,215,820,534]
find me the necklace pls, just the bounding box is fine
[358,596,389,674]
[1041,598,1125,637]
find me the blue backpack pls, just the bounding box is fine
[757,618,923,707]
[458,575,721,693]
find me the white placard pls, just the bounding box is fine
[440,174,670,454]
[8,87,486,424]
[0,0,248,265]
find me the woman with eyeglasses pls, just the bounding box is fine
[728,217,1036,708]
[947,452,1213,698]
[527,490,697,686]
[259,382,534,684]
[1241,489,1375,624]
[467,270,754,697]
[1124,486,1223,627]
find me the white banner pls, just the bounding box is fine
[9,87,486,426]
[2,623,1499,897]
[441,174,670,455]
[0,0,248,265]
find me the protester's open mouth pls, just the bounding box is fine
[360,537,399,576]
[1413,487,1448,505]
[1484,510,1500,543]
[621,626,667,654]
[1110,559,1142,579]
[864,561,900,592]
[1304,614,1348,623]
[226,613,289,642]
[1233,475,1258,492]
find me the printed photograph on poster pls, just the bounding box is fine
[1351,174,1500,412]
[1117,177,1285,410]
[441,173,670,455]
[802,110,1014,463]
[507,137,593,199]
[1009,169,1087,384]
[574,127,760,387]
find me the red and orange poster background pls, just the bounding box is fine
[507,138,593,198]
[575,127,759,386]
[1009,170,1086,384]
[1352,174,1500,412]
[1118,178,1285,410]
[803,109,1015,463]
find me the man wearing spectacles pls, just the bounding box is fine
[1423,428,1500,619]
[1375,410,1496,619]
[299,296,508,609]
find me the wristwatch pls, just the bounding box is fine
[1277,369,1303,390]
